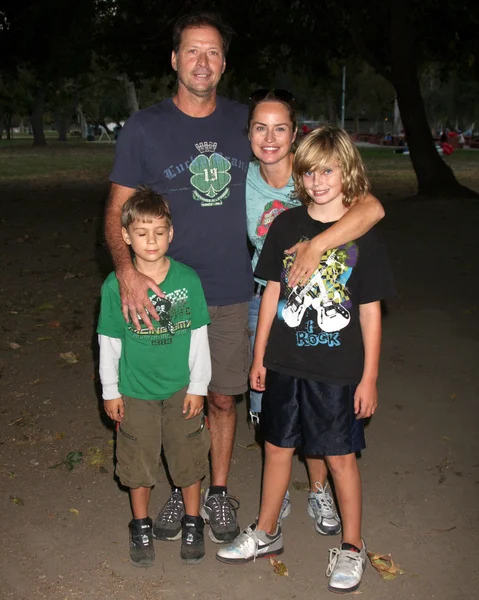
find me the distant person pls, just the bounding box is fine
[98,189,211,567]
[217,126,395,595]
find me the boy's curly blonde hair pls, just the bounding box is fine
[293,126,370,206]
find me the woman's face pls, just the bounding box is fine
[249,101,297,167]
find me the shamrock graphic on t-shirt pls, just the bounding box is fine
[190,153,232,204]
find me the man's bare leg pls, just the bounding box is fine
[207,391,237,486]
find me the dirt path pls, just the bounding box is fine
[1,182,478,599]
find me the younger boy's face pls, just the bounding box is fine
[122,217,173,263]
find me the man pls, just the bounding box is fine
[105,11,384,544]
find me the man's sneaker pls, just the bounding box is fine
[307,482,341,535]
[326,539,367,594]
[180,515,205,565]
[128,517,154,568]
[153,488,184,541]
[216,523,283,564]
[200,489,240,543]
[279,489,291,521]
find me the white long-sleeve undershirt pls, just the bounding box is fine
[98,325,211,400]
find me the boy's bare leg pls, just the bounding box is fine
[182,481,201,517]
[257,442,295,534]
[207,392,237,486]
[326,454,362,548]
[130,487,151,519]
[306,457,328,490]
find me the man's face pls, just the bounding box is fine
[171,26,226,98]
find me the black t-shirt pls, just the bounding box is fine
[255,206,396,385]
[110,96,253,306]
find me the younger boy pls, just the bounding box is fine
[217,127,395,594]
[98,188,211,567]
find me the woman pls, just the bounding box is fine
[245,89,384,533]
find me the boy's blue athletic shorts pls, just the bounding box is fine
[261,369,365,456]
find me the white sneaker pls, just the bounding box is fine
[307,482,341,535]
[279,489,291,521]
[326,539,367,593]
[216,523,284,564]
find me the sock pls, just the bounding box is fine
[341,542,361,552]
[209,485,227,496]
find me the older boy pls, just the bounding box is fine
[98,188,211,567]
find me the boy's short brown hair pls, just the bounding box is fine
[121,188,172,229]
[293,126,370,206]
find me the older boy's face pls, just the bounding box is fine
[122,217,173,265]
[171,26,225,98]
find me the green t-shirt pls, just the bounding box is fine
[97,258,210,400]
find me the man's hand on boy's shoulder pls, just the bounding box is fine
[117,265,164,331]
[183,394,204,419]
[354,379,378,419]
[104,397,125,422]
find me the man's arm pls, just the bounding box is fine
[354,301,382,419]
[250,281,280,391]
[287,192,385,287]
[105,183,164,330]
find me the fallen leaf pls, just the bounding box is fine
[37,303,55,311]
[59,351,79,365]
[269,557,289,576]
[49,450,83,471]
[292,480,310,492]
[69,508,79,516]
[10,495,24,505]
[64,272,75,280]
[48,321,61,329]
[449,393,456,400]
[37,337,51,342]
[9,342,21,350]
[87,446,105,468]
[55,431,65,440]
[367,552,405,580]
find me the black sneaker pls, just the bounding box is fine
[200,489,240,543]
[180,515,205,565]
[129,517,154,568]
[153,488,184,541]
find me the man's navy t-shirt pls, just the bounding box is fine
[110,96,253,306]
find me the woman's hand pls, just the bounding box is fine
[285,238,323,288]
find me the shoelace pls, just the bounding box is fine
[313,482,335,518]
[326,547,362,577]
[232,527,259,561]
[207,493,240,525]
[161,491,183,523]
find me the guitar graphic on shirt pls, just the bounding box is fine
[314,275,350,333]
[282,271,324,328]
[282,253,350,330]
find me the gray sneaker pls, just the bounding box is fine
[307,482,341,535]
[200,489,240,543]
[327,539,367,593]
[279,489,291,521]
[152,488,184,541]
[216,523,283,564]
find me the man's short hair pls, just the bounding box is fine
[172,12,234,55]
[121,188,172,229]
[293,126,370,206]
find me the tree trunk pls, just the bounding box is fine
[388,3,476,198]
[31,89,47,146]
[55,111,68,142]
[124,78,139,114]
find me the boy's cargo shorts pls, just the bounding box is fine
[261,369,365,456]
[116,387,210,489]
[207,302,250,396]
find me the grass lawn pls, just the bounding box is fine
[1,139,478,198]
